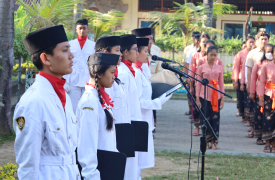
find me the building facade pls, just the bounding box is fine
[88,0,275,39]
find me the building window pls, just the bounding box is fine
[141,21,153,27]
[249,22,275,36]
[139,0,162,11]
[224,23,243,39]
[223,0,275,14]
[138,0,202,12]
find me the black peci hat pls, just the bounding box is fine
[23,25,68,55]
[95,36,121,51]
[131,28,152,37]
[120,35,137,48]
[137,38,149,47]
[88,52,119,66]
[76,19,88,26]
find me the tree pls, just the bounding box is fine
[16,0,80,32]
[203,0,214,27]
[145,0,221,46]
[0,0,14,135]
[82,9,125,42]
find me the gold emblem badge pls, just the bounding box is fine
[16,117,25,131]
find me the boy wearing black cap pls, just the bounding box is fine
[131,27,162,79]
[13,25,80,179]
[64,19,96,114]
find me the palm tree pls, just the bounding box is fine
[0,0,14,135]
[145,0,236,45]
[16,0,80,32]
[82,9,125,42]
[145,0,220,46]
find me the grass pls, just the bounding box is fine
[0,112,15,147]
[144,151,275,180]
[0,132,15,147]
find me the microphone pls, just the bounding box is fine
[161,62,186,77]
[152,55,175,63]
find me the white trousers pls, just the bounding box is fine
[124,152,139,180]
[69,86,85,114]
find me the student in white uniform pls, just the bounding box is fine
[133,38,172,179]
[132,27,161,133]
[76,53,120,179]
[13,25,80,180]
[64,19,96,113]
[118,34,142,122]
[95,36,139,180]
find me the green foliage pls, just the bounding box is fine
[14,6,29,61]
[16,0,79,32]
[66,31,76,41]
[111,29,131,36]
[13,62,37,73]
[14,28,29,60]
[155,35,184,53]
[197,0,237,18]
[215,36,243,54]
[145,0,227,46]
[163,56,183,64]
[269,34,275,44]
[0,65,3,70]
[82,9,125,42]
[223,71,232,84]
[0,163,18,180]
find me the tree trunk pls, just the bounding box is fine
[0,0,14,135]
[203,0,214,27]
[74,2,83,21]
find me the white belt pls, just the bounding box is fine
[40,153,76,166]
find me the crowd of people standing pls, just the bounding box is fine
[232,31,275,153]
[183,32,225,150]
[13,19,170,180]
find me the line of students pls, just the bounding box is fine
[232,31,275,153]
[183,33,225,150]
[13,21,172,179]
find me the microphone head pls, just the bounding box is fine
[152,55,158,60]
[161,62,169,69]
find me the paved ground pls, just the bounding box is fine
[154,99,275,156]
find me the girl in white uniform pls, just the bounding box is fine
[95,36,139,180]
[133,38,172,179]
[76,53,120,179]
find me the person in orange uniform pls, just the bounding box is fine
[258,45,275,153]
[249,44,273,146]
[196,46,225,150]
[189,34,210,135]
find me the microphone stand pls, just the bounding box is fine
[162,62,232,180]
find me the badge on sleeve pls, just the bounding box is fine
[16,117,25,131]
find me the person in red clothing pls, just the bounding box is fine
[233,36,255,123]
[249,44,273,145]
[196,46,225,150]
[189,34,210,136]
[63,19,96,114]
[258,45,275,153]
